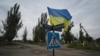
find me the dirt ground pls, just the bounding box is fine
[0,43,100,56]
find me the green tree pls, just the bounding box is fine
[33,13,47,43]
[23,27,27,42]
[38,13,47,42]
[79,23,93,43]
[85,34,93,43]
[79,30,85,43]
[96,37,100,43]
[62,22,74,44]
[33,25,40,43]
[2,3,23,41]
[79,23,85,43]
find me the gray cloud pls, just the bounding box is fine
[0,0,100,40]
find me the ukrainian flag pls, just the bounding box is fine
[47,7,72,31]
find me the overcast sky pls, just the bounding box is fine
[0,0,100,40]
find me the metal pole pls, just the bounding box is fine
[53,49,55,56]
[52,26,55,56]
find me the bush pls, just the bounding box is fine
[68,42,100,51]
[68,42,83,49]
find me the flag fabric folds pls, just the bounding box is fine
[47,7,72,31]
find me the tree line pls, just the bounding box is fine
[0,3,100,45]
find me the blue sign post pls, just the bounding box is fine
[47,32,60,49]
[42,24,63,56]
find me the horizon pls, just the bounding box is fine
[0,0,100,40]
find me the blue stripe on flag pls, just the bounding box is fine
[47,7,72,20]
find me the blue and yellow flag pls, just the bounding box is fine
[47,7,72,31]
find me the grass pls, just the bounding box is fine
[0,41,19,46]
[67,42,100,51]
[22,40,47,46]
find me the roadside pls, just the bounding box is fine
[0,42,100,56]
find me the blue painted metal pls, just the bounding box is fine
[42,24,64,31]
[47,32,60,49]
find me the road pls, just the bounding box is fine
[0,43,100,56]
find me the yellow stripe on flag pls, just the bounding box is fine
[49,15,71,31]
[64,20,70,31]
